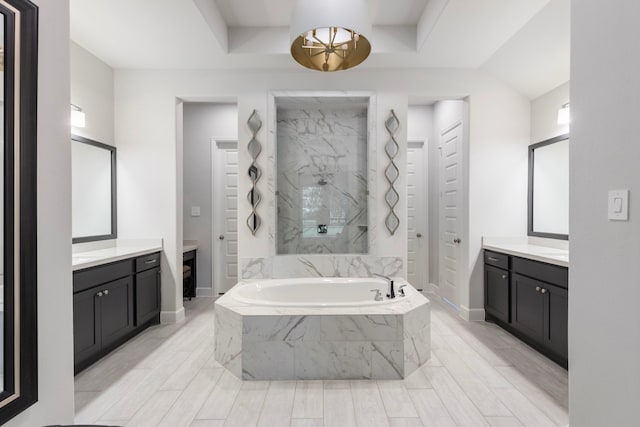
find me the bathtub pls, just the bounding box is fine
[214,277,431,380]
[228,277,413,307]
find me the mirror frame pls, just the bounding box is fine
[71,135,117,243]
[527,133,569,241]
[0,0,39,423]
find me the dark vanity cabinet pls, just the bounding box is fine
[73,252,161,373]
[484,250,568,368]
[135,252,161,325]
[484,252,510,323]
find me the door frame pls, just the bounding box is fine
[211,139,238,296]
[407,139,429,290]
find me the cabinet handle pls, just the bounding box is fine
[535,286,541,292]
[540,288,547,294]
[145,259,157,264]
[501,274,507,279]
[488,257,499,262]
[104,290,109,295]
[96,291,103,297]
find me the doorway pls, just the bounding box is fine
[407,140,428,290]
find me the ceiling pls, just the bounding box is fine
[69,0,570,99]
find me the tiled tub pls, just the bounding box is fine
[214,277,431,380]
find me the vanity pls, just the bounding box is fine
[483,238,568,368]
[73,242,163,373]
[482,134,570,369]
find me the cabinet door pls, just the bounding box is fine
[484,265,510,323]
[100,276,135,349]
[73,287,101,370]
[544,284,568,360]
[136,267,161,326]
[511,273,546,343]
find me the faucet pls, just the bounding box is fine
[373,273,395,299]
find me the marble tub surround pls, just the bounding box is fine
[239,255,402,280]
[72,238,163,271]
[214,279,430,380]
[482,236,569,267]
[276,103,369,254]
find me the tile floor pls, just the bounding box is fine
[74,296,568,427]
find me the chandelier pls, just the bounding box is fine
[290,0,372,72]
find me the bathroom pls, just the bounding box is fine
[0,0,638,426]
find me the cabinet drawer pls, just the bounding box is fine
[74,259,133,294]
[136,252,161,272]
[512,256,568,289]
[484,250,509,270]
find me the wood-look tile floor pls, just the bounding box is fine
[74,297,568,427]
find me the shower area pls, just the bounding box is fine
[276,97,369,254]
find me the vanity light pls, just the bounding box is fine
[557,103,570,125]
[71,103,86,128]
[289,0,372,72]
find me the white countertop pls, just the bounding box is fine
[183,240,198,253]
[72,239,163,271]
[482,237,569,267]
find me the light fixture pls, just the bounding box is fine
[71,104,86,128]
[290,0,372,72]
[557,102,570,125]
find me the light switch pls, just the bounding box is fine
[608,190,629,221]
[191,206,201,217]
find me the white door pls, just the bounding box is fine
[211,140,238,295]
[407,141,428,290]
[438,122,463,307]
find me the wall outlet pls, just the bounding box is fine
[608,190,629,221]
[191,206,201,217]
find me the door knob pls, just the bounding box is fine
[416,233,422,238]
[453,237,461,244]
[219,235,225,240]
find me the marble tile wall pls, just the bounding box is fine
[239,255,403,280]
[276,106,368,255]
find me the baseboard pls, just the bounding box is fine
[160,307,185,324]
[424,285,485,322]
[460,305,485,322]
[196,287,214,297]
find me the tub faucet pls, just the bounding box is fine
[373,273,395,299]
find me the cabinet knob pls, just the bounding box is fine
[416,232,422,238]
[104,290,109,295]
[501,274,507,280]
[453,237,462,244]
[219,235,225,240]
[96,291,103,297]
[535,286,541,292]
[540,288,547,294]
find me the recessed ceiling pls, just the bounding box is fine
[69,0,570,99]
[215,0,429,27]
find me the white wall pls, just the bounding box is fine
[531,80,570,143]
[183,103,237,295]
[7,0,75,425]
[570,1,640,425]
[114,68,530,319]
[70,41,114,145]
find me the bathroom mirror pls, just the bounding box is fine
[0,0,39,423]
[528,134,569,240]
[72,135,117,243]
[276,97,369,254]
